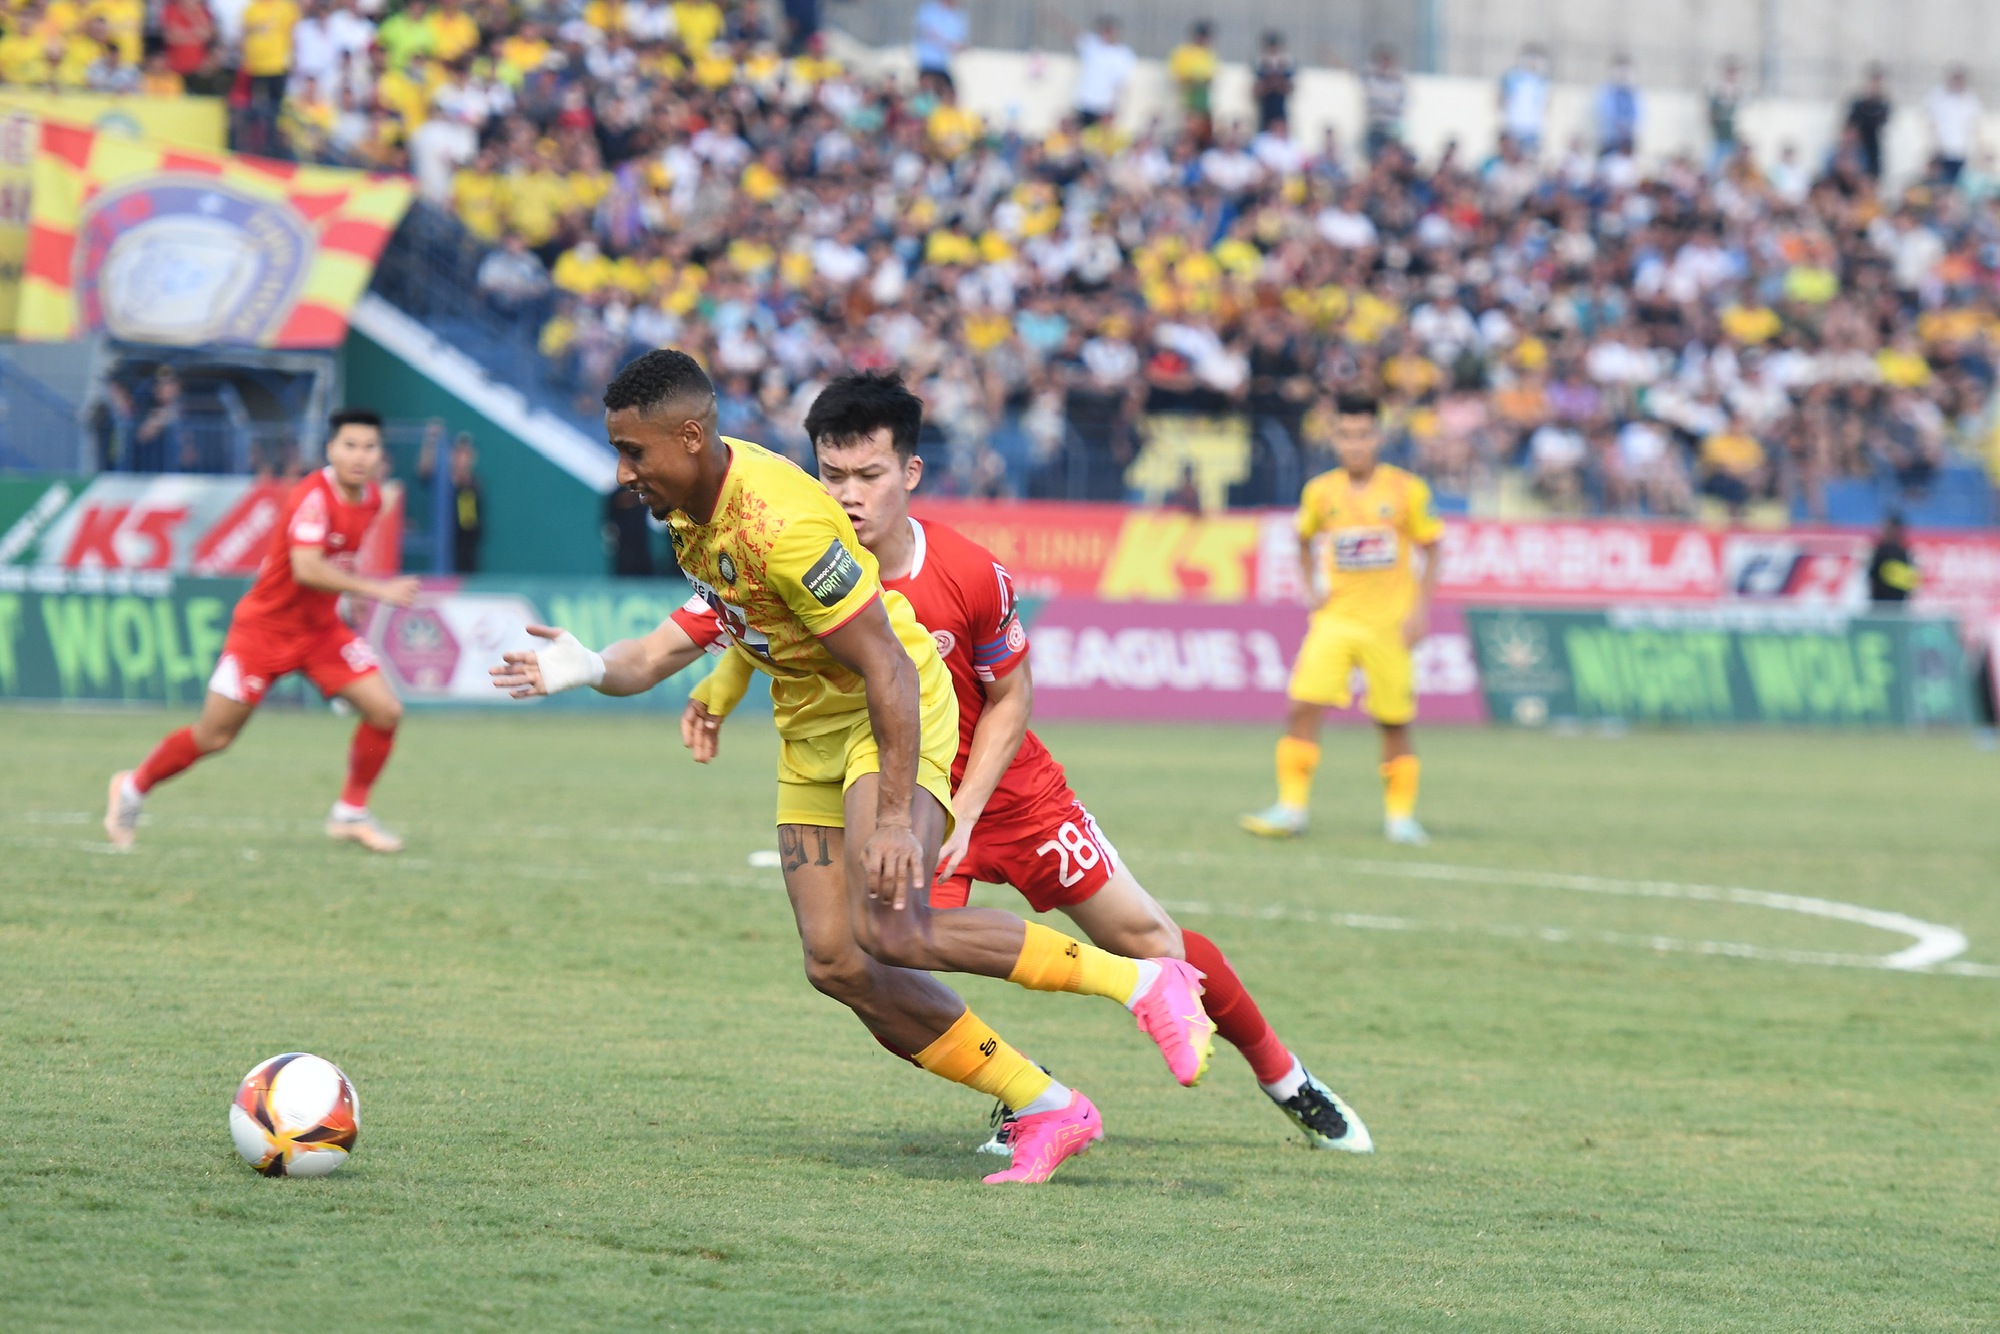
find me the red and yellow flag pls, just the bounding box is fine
[18,121,413,348]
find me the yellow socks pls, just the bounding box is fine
[1007,921,1142,1004]
[1275,736,1321,811]
[1382,755,1421,820]
[914,1009,1053,1112]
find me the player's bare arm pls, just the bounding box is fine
[815,597,926,910]
[489,617,705,698]
[1404,537,1441,647]
[935,661,1033,881]
[290,545,421,608]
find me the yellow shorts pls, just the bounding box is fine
[1288,615,1417,725]
[773,685,958,830]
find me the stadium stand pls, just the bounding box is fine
[4,0,1997,525]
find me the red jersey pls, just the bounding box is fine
[231,468,382,636]
[881,517,1070,812]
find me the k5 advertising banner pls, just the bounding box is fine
[1467,606,1971,728]
[20,121,413,348]
[12,473,402,577]
[1026,599,1486,724]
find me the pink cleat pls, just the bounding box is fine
[981,1091,1104,1184]
[1132,958,1215,1087]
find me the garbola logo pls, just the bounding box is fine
[74,175,313,346]
[718,551,737,584]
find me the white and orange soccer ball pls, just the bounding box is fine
[228,1053,360,1177]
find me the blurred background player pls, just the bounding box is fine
[1242,391,1443,844]
[488,350,1214,1184]
[684,372,1371,1155]
[103,409,419,853]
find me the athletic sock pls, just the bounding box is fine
[1275,736,1321,811]
[1014,1078,1073,1118]
[132,727,202,794]
[1181,929,1293,1084]
[913,1009,1054,1113]
[1258,1055,1308,1103]
[1382,755,1421,821]
[340,722,397,810]
[1007,920,1144,1004]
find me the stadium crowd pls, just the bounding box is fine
[5,0,1999,515]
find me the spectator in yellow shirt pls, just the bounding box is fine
[1698,420,1766,513]
[1166,20,1216,140]
[239,0,299,129]
[925,86,980,156]
[425,0,479,64]
[670,0,722,54]
[85,0,141,64]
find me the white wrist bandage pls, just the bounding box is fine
[537,631,607,694]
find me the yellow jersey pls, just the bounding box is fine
[1297,463,1442,629]
[239,0,298,76]
[669,437,949,741]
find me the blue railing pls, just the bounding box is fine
[0,358,84,472]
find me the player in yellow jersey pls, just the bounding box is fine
[1241,391,1444,844]
[488,351,1214,1184]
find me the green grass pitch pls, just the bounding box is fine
[3,708,1997,1330]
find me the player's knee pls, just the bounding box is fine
[191,723,236,754]
[364,697,403,731]
[800,944,873,1005]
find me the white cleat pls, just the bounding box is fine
[326,809,404,853]
[1272,1070,1374,1153]
[1240,804,1308,838]
[1385,815,1430,845]
[103,771,142,849]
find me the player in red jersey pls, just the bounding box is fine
[685,373,1373,1154]
[104,409,420,853]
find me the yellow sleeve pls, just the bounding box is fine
[1294,483,1322,541]
[767,508,881,638]
[1404,474,1444,546]
[690,646,756,716]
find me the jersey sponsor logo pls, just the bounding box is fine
[687,577,772,657]
[803,540,863,607]
[1332,527,1399,571]
[933,629,957,659]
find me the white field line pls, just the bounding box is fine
[12,811,1993,977]
[1163,850,1992,977]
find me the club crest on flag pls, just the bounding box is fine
[77,177,312,345]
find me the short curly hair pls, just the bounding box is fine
[603,349,714,416]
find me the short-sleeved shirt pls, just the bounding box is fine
[1297,463,1442,629]
[238,0,298,75]
[231,468,382,637]
[666,437,943,741]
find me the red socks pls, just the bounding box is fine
[340,722,397,809]
[1182,930,1294,1085]
[132,727,202,794]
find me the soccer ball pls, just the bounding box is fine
[228,1053,360,1177]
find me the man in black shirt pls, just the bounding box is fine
[1846,64,1892,181]
[1867,514,1917,604]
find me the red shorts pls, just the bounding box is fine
[208,619,380,706]
[933,787,1121,914]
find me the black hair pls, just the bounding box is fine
[804,371,925,460]
[328,407,383,434]
[1333,391,1380,418]
[603,348,714,416]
